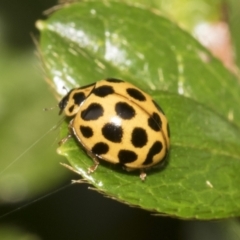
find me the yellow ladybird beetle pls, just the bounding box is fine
[59,78,170,180]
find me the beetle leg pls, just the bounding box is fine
[140,169,147,181]
[58,134,72,145]
[86,152,100,174]
[87,158,99,174]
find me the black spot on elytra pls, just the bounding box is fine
[102,123,123,143]
[148,112,162,131]
[92,142,109,155]
[73,92,86,105]
[131,127,148,148]
[167,123,170,138]
[81,103,103,121]
[115,102,135,120]
[118,150,138,164]
[126,88,146,101]
[80,126,93,138]
[152,100,165,115]
[106,78,124,83]
[143,141,163,165]
[93,85,114,97]
[69,105,74,113]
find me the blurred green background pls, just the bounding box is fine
[0,0,240,240]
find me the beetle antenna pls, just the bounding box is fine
[43,105,58,111]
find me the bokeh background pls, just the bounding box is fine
[0,0,240,240]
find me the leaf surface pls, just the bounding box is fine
[38,1,240,219]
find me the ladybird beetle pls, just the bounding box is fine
[59,78,170,180]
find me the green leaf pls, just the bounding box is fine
[38,1,240,219]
